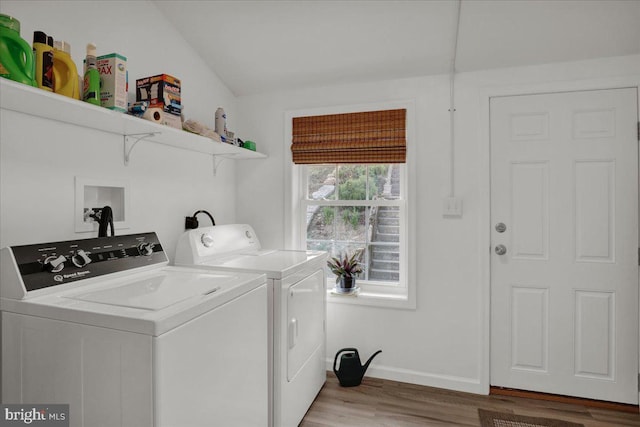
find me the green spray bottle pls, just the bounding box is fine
[82,42,100,106]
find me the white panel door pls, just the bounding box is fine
[490,88,638,404]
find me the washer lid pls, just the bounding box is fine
[66,271,224,311]
[1,267,267,336]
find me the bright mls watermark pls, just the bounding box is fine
[1,405,68,426]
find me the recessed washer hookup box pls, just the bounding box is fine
[136,74,181,115]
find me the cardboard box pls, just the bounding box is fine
[96,53,127,112]
[136,74,181,115]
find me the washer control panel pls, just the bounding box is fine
[10,232,166,292]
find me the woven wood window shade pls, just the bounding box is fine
[291,109,406,164]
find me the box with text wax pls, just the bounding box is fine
[136,74,181,115]
[96,53,127,112]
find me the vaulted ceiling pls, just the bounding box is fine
[153,0,640,96]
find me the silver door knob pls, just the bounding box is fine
[495,244,507,255]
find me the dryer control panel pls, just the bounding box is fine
[8,232,167,293]
[175,224,261,265]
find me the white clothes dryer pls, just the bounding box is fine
[1,232,269,427]
[175,224,328,427]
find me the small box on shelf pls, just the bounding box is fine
[136,74,181,115]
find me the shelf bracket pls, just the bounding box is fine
[213,155,227,176]
[123,132,160,165]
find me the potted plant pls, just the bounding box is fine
[327,250,363,294]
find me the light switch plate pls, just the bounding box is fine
[443,197,463,218]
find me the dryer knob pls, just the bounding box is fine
[72,249,92,268]
[43,255,66,273]
[201,233,214,248]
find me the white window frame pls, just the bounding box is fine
[284,100,416,309]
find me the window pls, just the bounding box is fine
[303,164,406,289]
[286,103,415,308]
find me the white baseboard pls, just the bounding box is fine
[326,359,487,395]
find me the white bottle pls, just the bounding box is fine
[215,107,227,139]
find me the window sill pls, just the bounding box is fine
[326,288,415,309]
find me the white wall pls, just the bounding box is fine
[235,55,640,393]
[0,1,237,258]
[2,0,639,397]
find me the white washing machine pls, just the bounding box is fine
[175,224,328,427]
[0,232,269,427]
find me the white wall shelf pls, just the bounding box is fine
[0,79,266,169]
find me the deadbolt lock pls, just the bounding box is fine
[495,222,506,233]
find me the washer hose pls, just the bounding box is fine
[98,206,114,237]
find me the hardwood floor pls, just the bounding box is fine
[300,374,640,426]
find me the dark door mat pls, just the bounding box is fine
[478,409,585,427]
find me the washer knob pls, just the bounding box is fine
[245,230,253,239]
[43,255,66,273]
[138,242,155,256]
[201,233,214,248]
[71,249,92,268]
